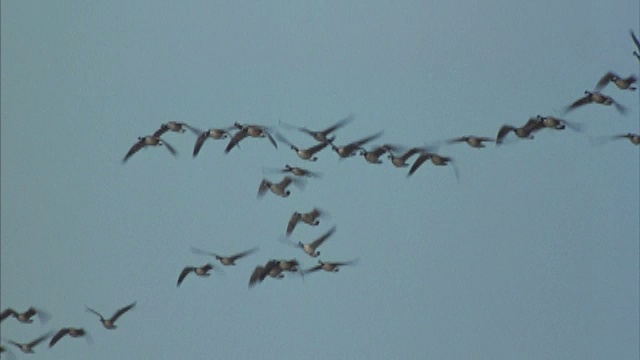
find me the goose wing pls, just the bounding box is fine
[225,129,249,153]
[496,125,516,144]
[161,139,177,156]
[177,267,195,287]
[49,328,71,348]
[122,138,146,163]
[408,153,430,176]
[229,247,258,261]
[0,308,17,322]
[310,226,336,248]
[111,302,136,322]
[286,212,301,236]
[192,131,210,157]
[595,72,616,90]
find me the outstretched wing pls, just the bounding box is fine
[408,153,430,176]
[111,302,136,322]
[257,179,270,197]
[193,132,209,157]
[496,125,516,144]
[564,94,591,113]
[177,267,194,287]
[595,72,615,90]
[0,308,17,322]
[286,212,301,236]
[320,114,355,135]
[631,29,640,51]
[310,226,336,248]
[28,332,52,348]
[122,138,145,163]
[225,129,249,153]
[161,139,177,156]
[85,306,104,321]
[49,328,71,348]
[230,247,259,261]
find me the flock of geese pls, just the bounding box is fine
[2,30,639,358]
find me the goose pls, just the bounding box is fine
[496,118,544,145]
[177,263,215,287]
[6,332,51,354]
[446,136,495,148]
[193,127,234,157]
[535,115,582,132]
[49,327,92,348]
[224,123,277,153]
[274,132,333,161]
[279,164,322,178]
[331,131,384,158]
[408,151,459,182]
[0,307,49,324]
[153,121,200,137]
[595,72,637,91]
[611,133,640,145]
[564,91,627,114]
[281,114,354,143]
[387,146,425,167]
[257,176,305,198]
[249,260,281,287]
[286,208,323,236]
[631,29,640,62]
[359,145,392,164]
[86,302,136,329]
[297,226,336,257]
[122,135,176,163]
[277,259,300,272]
[301,259,358,275]
[190,247,258,265]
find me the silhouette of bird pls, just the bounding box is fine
[86,302,136,329]
[123,135,176,163]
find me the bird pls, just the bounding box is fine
[153,121,200,137]
[592,132,640,146]
[564,91,626,114]
[595,72,637,91]
[257,176,305,198]
[286,208,324,236]
[225,123,277,153]
[249,260,281,287]
[0,307,49,324]
[122,135,176,163]
[192,127,234,157]
[6,332,52,354]
[408,150,459,183]
[301,259,358,275]
[496,118,545,145]
[276,259,300,272]
[86,302,136,329]
[177,263,215,287]
[49,327,91,348]
[263,164,322,178]
[190,247,258,266]
[446,136,495,148]
[274,132,333,161]
[359,144,392,164]
[331,131,384,158]
[387,146,425,167]
[630,29,640,62]
[534,115,582,132]
[297,226,336,257]
[281,114,354,143]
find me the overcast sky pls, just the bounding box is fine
[2,1,639,359]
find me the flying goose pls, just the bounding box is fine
[49,327,92,348]
[564,91,626,114]
[301,259,358,275]
[496,118,544,145]
[408,151,459,182]
[153,121,200,137]
[225,123,277,153]
[286,208,324,236]
[6,332,52,354]
[631,30,640,62]
[387,146,425,167]
[249,260,281,287]
[359,145,393,164]
[297,226,336,258]
[277,259,300,272]
[281,114,354,143]
[535,115,582,132]
[446,136,495,148]
[331,131,384,158]
[190,247,258,265]
[595,72,637,91]
[274,133,333,161]
[268,164,322,178]
[193,127,234,157]
[86,302,136,329]
[177,263,215,287]
[257,176,305,198]
[122,135,176,163]
[0,307,49,324]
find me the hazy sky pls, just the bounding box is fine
[2,1,639,359]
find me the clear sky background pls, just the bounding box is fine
[1,1,639,359]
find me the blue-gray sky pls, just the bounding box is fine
[1,1,638,359]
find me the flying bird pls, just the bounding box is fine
[193,127,234,157]
[249,260,282,287]
[286,208,324,236]
[563,91,626,114]
[630,29,640,62]
[331,131,384,158]
[387,146,425,167]
[122,135,176,163]
[359,144,393,164]
[281,114,354,143]
[225,123,277,153]
[263,164,322,178]
[257,176,305,198]
[296,226,336,258]
[6,332,52,354]
[408,150,459,182]
[0,307,49,324]
[446,136,495,148]
[86,302,136,329]
[49,327,91,348]
[153,121,200,137]
[495,118,545,145]
[301,259,358,275]
[177,263,216,287]
[274,132,333,161]
[595,72,637,91]
[190,247,258,266]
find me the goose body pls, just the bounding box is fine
[596,72,637,91]
[123,135,176,162]
[297,226,336,257]
[86,302,136,329]
[177,263,214,287]
[447,136,494,148]
[49,327,91,348]
[257,176,304,198]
